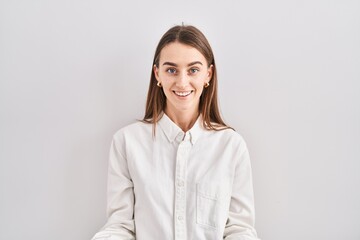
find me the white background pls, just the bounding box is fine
[1,0,359,239]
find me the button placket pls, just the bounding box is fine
[174,136,191,240]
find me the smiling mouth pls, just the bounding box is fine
[173,90,193,97]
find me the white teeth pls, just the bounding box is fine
[174,91,192,97]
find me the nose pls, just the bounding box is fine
[176,71,189,89]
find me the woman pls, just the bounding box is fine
[92,25,260,240]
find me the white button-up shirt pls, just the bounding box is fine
[92,114,260,240]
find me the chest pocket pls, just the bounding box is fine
[196,182,222,229]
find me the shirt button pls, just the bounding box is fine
[178,180,184,187]
[178,216,183,221]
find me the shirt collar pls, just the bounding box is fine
[158,113,203,145]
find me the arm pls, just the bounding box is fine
[223,142,260,240]
[92,136,135,240]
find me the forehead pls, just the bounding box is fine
[159,42,207,65]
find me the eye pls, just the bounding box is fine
[166,68,177,74]
[189,68,199,74]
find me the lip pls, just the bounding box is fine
[173,90,194,97]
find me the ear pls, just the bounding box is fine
[153,64,160,81]
[207,64,214,82]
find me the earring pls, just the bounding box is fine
[157,81,162,87]
[204,82,210,88]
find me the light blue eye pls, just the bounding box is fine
[190,68,199,74]
[167,68,176,74]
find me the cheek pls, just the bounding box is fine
[193,75,207,87]
[196,87,204,96]
[160,80,175,96]
[161,78,174,89]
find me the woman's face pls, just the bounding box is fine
[154,42,213,115]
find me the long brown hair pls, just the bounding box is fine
[143,25,231,131]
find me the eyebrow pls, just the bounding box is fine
[162,61,203,67]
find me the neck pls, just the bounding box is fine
[165,106,199,132]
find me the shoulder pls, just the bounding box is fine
[207,128,248,152]
[113,120,152,141]
[209,127,246,142]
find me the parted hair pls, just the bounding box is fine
[143,25,231,131]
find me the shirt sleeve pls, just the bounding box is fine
[91,135,136,240]
[223,141,261,240]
